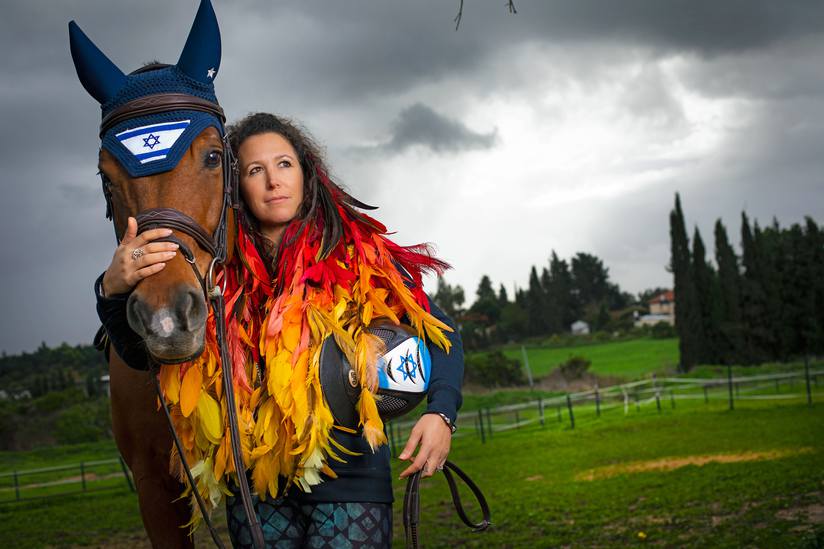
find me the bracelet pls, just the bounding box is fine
[423,411,457,434]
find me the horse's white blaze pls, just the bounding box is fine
[153,310,176,336]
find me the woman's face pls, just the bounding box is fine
[237,132,304,242]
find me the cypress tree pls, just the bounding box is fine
[548,251,576,332]
[740,213,769,363]
[754,222,783,359]
[805,218,824,355]
[669,193,700,371]
[692,228,718,363]
[540,266,561,334]
[497,283,509,306]
[526,266,547,336]
[714,219,743,363]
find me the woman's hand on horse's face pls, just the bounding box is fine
[101,217,179,296]
[397,413,452,479]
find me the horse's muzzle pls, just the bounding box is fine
[126,286,208,363]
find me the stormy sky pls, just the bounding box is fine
[1,0,823,354]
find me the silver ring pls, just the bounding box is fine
[131,247,145,261]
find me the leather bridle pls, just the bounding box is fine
[99,92,265,549]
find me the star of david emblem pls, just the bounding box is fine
[396,351,417,381]
[142,134,161,149]
[206,67,216,79]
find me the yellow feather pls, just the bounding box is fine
[180,364,203,417]
[196,392,223,445]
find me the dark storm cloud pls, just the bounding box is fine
[223,0,824,105]
[2,0,824,353]
[378,103,497,154]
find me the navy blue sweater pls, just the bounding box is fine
[95,273,463,503]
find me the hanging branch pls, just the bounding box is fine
[455,0,518,31]
[454,0,464,31]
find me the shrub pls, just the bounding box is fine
[465,351,525,388]
[558,355,591,380]
[55,399,111,444]
[651,321,676,339]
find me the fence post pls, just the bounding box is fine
[703,385,708,404]
[118,456,135,492]
[670,390,676,409]
[388,423,396,457]
[521,345,534,388]
[514,410,520,428]
[622,388,629,415]
[13,471,20,501]
[477,409,486,444]
[486,408,493,438]
[595,384,601,418]
[727,364,735,411]
[634,392,640,412]
[566,394,575,429]
[538,397,545,427]
[805,356,813,407]
[80,462,87,492]
[655,391,661,412]
[654,374,661,413]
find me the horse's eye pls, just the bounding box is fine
[205,150,222,168]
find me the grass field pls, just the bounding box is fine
[499,337,679,379]
[1,396,822,548]
[400,398,824,548]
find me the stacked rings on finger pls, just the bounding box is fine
[131,247,145,261]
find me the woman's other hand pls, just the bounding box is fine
[398,413,452,479]
[101,217,177,296]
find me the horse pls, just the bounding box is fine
[70,1,236,546]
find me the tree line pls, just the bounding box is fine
[433,252,639,350]
[670,193,824,371]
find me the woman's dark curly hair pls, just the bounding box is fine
[227,113,375,271]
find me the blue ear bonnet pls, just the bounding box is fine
[69,0,224,178]
[100,66,223,178]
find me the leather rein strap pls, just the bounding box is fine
[403,460,491,548]
[99,93,265,549]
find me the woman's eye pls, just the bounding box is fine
[278,160,292,168]
[248,166,262,176]
[205,150,222,168]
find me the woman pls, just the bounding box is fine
[97,112,463,548]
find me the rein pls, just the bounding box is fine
[99,93,265,549]
[403,460,491,548]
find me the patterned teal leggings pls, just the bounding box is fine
[226,494,392,548]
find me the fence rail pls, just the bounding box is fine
[385,366,822,451]
[0,456,134,504]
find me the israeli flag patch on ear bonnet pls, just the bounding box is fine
[115,119,191,164]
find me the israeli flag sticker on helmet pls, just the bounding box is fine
[376,337,431,393]
[115,120,191,164]
[318,322,433,429]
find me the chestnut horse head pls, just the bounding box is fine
[70,0,236,363]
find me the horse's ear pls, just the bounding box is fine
[68,21,126,105]
[177,0,221,84]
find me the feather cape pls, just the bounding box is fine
[158,186,452,521]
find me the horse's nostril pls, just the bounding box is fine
[176,288,207,332]
[126,294,152,338]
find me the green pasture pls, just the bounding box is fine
[396,398,824,548]
[1,395,822,548]
[499,337,679,379]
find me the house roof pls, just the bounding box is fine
[648,290,674,304]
